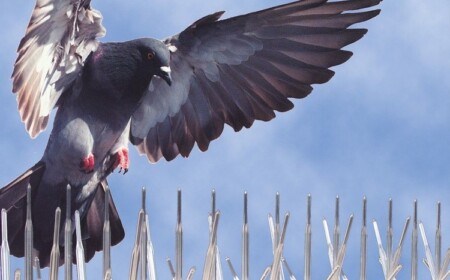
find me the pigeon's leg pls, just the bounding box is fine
[80,153,95,173]
[112,148,129,174]
[110,121,130,174]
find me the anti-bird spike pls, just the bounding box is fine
[243,192,249,280]
[140,212,148,280]
[304,194,312,280]
[75,211,86,280]
[64,185,73,280]
[129,210,144,280]
[411,200,418,280]
[35,257,42,280]
[103,185,111,279]
[360,197,367,280]
[176,189,183,280]
[49,207,61,280]
[2,209,10,280]
[436,202,442,273]
[25,184,33,280]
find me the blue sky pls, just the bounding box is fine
[1,0,449,279]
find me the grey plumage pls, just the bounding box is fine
[1,0,381,267]
[131,0,381,161]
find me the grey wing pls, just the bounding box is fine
[131,0,381,162]
[12,0,105,138]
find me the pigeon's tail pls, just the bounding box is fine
[0,162,45,260]
[0,163,125,267]
[79,180,125,265]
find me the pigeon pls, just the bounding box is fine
[1,0,381,267]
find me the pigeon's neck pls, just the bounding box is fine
[85,43,152,100]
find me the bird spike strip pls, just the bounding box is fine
[0,187,449,280]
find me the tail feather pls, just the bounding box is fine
[0,163,125,267]
[82,179,125,263]
[0,163,45,210]
[0,163,45,257]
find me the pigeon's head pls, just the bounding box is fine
[134,38,172,86]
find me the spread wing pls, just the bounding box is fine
[131,0,381,162]
[12,0,105,138]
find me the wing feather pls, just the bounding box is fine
[156,116,179,160]
[12,0,105,138]
[131,0,381,162]
[226,64,294,112]
[172,113,196,158]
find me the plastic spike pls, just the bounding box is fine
[436,202,442,273]
[176,189,183,280]
[275,193,280,250]
[225,257,239,280]
[2,209,10,280]
[269,214,275,253]
[35,257,42,280]
[373,199,409,280]
[209,189,217,278]
[323,219,334,270]
[419,210,450,280]
[281,258,296,280]
[14,269,21,280]
[323,197,350,280]
[142,187,147,214]
[146,214,157,280]
[167,258,176,279]
[260,267,271,280]
[334,196,340,269]
[140,187,147,280]
[360,197,367,280]
[215,247,223,280]
[242,192,249,280]
[103,269,111,280]
[202,211,220,279]
[64,185,73,280]
[440,249,450,280]
[268,193,287,280]
[50,207,61,280]
[304,194,312,280]
[186,267,196,280]
[387,266,402,280]
[211,190,216,219]
[270,212,289,280]
[103,185,111,279]
[373,219,388,277]
[335,215,353,280]
[140,213,148,280]
[129,210,145,280]
[208,190,223,280]
[226,192,249,280]
[411,200,418,280]
[75,210,86,280]
[387,199,393,275]
[391,218,410,274]
[326,266,341,280]
[25,184,33,280]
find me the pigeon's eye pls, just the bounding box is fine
[147,52,155,60]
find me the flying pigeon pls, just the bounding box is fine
[0,0,381,267]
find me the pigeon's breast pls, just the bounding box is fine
[85,44,146,100]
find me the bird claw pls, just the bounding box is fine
[118,167,129,175]
[112,148,129,174]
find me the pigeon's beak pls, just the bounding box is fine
[159,66,172,86]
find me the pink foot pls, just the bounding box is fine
[113,148,129,174]
[80,154,95,173]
